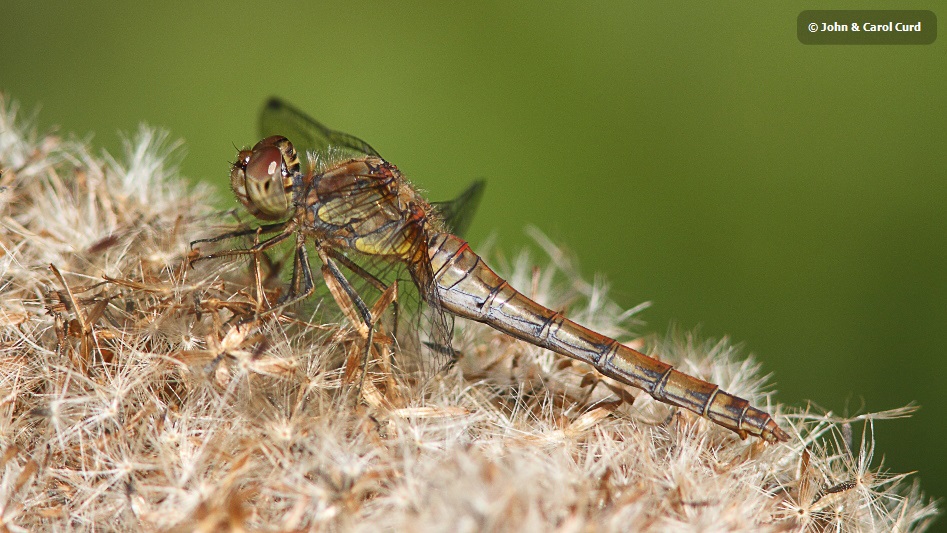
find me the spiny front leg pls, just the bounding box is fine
[189,220,292,249]
[189,220,297,265]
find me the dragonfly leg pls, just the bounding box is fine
[317,248,389,398]
[190,220,297,265]
[189,220,290,248]
[286,234,313,303]
[323,247,401,337]
[250,235,317,320]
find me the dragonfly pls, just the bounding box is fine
[193,98,789,444]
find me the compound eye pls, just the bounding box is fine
[242,144,290,220]
[246,145,283,182]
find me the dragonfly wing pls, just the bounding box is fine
[263,98,484,239]
[313,159,459,370]
[431,179,486,238]
[260,98,381,160]
[342,251,457,377]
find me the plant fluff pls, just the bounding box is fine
[0,97,937,531]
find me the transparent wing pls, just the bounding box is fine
[262,98,485,239]
[335,248,457,378]
[432,179,486,238]
[260,97,381,160]
[310,160,458,372]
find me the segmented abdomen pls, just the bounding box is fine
[427,232,788,443]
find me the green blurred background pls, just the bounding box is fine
[3,0,944,517]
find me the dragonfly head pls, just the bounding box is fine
[230,135,299,220]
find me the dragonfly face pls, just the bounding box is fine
[230,135,299,221]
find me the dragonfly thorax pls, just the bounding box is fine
[230,135,299,221]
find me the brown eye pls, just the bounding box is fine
[246,145,283,182]
[230,136,295,221]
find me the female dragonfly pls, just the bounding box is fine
[193,98,789,444]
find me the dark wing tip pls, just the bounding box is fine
[265,97,285,110]
[466,179,487,198]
